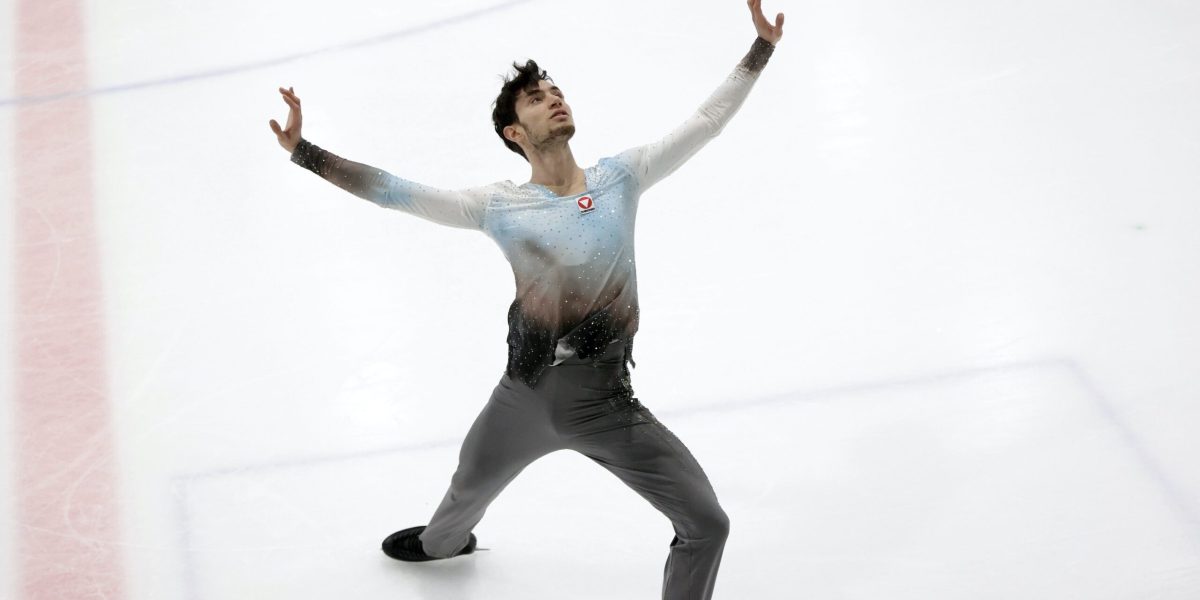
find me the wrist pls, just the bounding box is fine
[740,37,776,72]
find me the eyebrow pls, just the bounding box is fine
[524,86,563,102]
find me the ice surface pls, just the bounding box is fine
[3,0,1200,598]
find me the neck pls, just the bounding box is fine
[526,142,583,191]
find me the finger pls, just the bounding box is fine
[270,119,281,134]
[776,12,784,29]
[752,0,767,23]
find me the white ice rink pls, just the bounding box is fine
[3,0,1200,598]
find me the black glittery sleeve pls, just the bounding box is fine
[289,138,325,175]
[738,36,776,73]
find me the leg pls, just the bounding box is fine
[419,374,559,558]
[571,402,730,600]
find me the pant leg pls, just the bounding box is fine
[574,411,730,600]
[419,374,560,558]
[551,346,730,600]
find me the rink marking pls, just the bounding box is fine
[0,0,534,108]
[11,0,125,599]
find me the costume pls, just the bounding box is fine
[291,37,775,600]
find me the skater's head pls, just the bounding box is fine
[492,59,574,162]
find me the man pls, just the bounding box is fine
[268,2,782,598]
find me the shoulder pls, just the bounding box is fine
[594,152,639,182]
[463,180,516,200]
[474,180,546,208]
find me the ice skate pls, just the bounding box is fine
[381,526,477,562]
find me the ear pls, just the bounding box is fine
[503,123,524,145]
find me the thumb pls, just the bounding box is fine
[269,119,281,134]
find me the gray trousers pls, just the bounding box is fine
[419,340,730,600]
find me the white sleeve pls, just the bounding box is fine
[290,138,488,230]
[615,37,775,192]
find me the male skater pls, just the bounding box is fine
[269,2,782,598]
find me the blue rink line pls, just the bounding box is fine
[0,0,533,109]
[171,356,1200,551]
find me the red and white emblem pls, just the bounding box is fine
[577,195,595,213]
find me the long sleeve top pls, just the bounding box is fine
[291,37,775,387]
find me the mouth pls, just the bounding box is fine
[552,110,568,119]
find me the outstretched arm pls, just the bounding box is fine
[289,139,487,230]
[616,0,783,191]
[271,87,486,230]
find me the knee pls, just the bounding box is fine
[449,464,491,493]
[449,459,512,496]
[692,505,730,542]
[711,508,731,541]
[446,463,480,498]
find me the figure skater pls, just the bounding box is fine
[269,2,782,597]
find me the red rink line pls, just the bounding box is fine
[13,1,125,598]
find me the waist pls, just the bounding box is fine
[555,338,629,367]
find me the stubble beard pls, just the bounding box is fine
[532,122,576,154]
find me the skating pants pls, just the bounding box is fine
[419,339,730,600]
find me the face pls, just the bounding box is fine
[507,79,575,152]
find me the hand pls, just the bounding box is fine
[269,86,303,153]
[748,0,784,45]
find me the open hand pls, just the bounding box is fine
[748,0,784,45]
[269,86,303,153]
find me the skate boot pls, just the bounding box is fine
[381,526,477,562]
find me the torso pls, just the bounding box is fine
[485,155,643,386]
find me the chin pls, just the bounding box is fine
[538,124,576,147]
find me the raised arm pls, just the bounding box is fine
[270,87,486,230]
[615,1,782,191]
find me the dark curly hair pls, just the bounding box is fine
[492,59,553,162]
